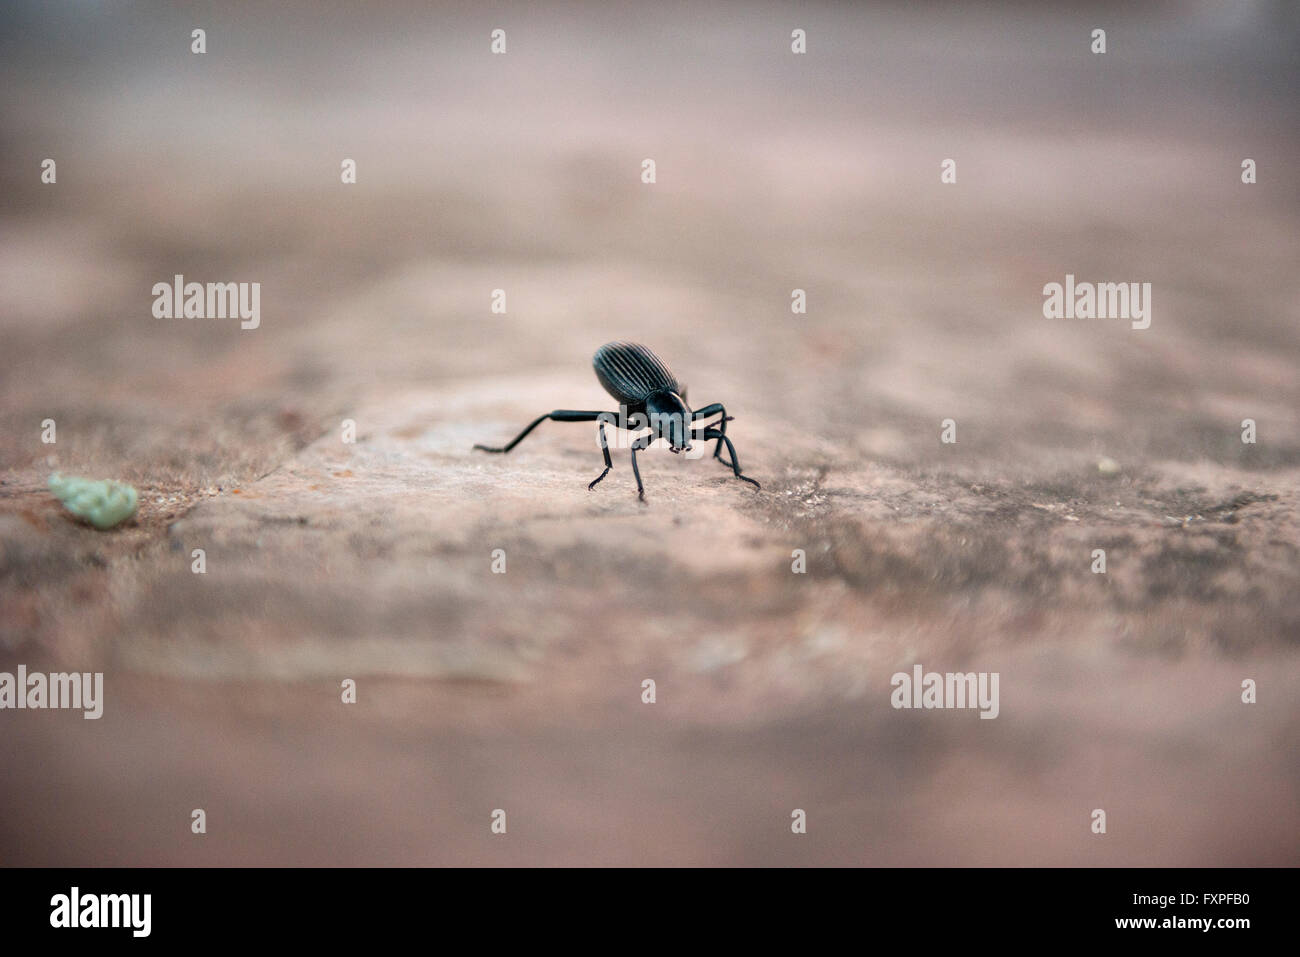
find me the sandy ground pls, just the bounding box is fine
[2,1,1299,865]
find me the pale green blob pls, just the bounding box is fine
[48,473,138,530]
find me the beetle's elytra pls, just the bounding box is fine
[473,341,759,501]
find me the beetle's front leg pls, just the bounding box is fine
[588,420,614,490]
[701,427,759,490]
[629,433,656,502]
[691,403,734,462]
[691,425,734,469]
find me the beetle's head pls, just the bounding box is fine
[646,391,693,453]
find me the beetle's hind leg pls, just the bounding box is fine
[474,410,611,453]
[699,427,760,490]
[475,410,625,493]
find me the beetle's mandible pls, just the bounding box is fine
[473,341,760,501]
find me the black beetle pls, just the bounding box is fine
[473,341,760,500]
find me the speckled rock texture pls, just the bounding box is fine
[1,4,1297,865]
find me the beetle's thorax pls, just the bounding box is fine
[645,390,693,453]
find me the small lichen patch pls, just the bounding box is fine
[48,473,138,530]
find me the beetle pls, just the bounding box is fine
[473,341,760,500]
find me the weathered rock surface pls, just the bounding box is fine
[2,3,1298,865]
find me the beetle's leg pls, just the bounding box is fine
[708,414,732,463]
[701,427,760,490]
[690,403,737,468]
[473,410,612,454]
[690,403,735,461]
[629,433,656,502]
[588,420,614,490]
[691,424,735,469]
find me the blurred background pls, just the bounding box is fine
[1,1,1298,865]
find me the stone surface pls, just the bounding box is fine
[1,3,1298,865]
